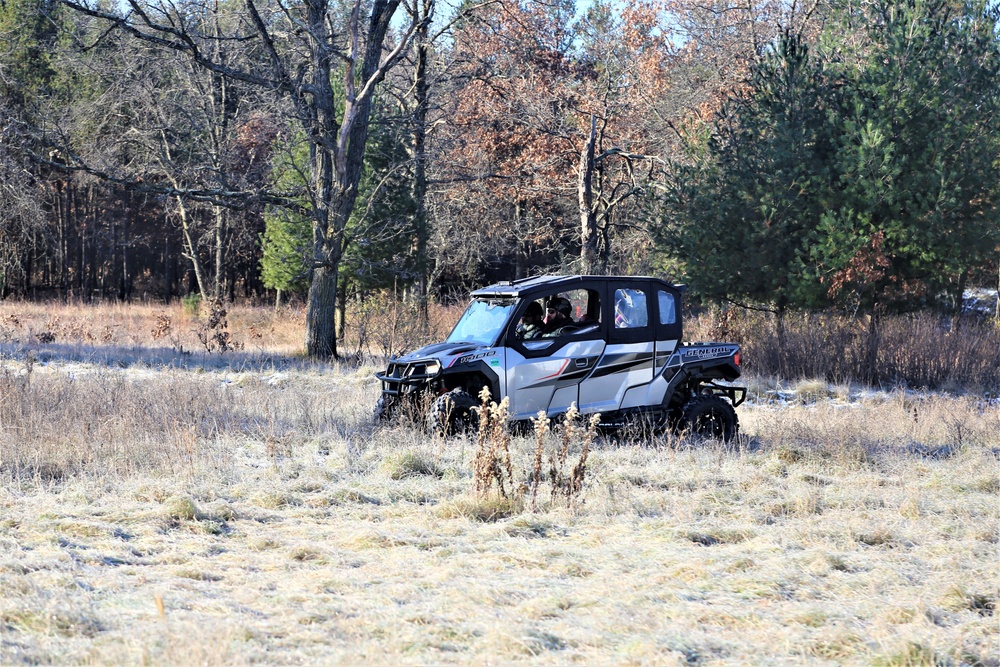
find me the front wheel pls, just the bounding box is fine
[679,395,739,443]
[373,396,394,423]
[427,389,479,436]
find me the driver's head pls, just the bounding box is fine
[545,297,571,325]
[522,301,543,324]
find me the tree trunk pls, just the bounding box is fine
[336,278,348,341]
[951,271,966,331]
[579,115,598,274]
[775,302,787,379]
[175,197,209,298]
[163,237,175,303]
[213,205,226,299]
[864,306,882,386]
[306,265,339,358]
[411,0,432,328]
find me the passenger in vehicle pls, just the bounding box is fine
[615,294,631,328]
[541,297,579,337]
[575,295,600,333]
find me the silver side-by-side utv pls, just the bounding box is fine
[375,275,746,441]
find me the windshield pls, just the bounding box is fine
[447,298,516,346]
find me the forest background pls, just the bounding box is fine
[1,3,999,663]
[1,0,999,363]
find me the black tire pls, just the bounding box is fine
[427,389,479,436]
[679,395,739,443]
[373,396,393,423]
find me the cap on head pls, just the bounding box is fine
[548,297,571,317]
[525,301,543,318]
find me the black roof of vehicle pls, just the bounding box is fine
[471,275,681,298]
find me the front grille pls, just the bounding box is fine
[376,360,439,396]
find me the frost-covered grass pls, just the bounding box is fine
[1,349,997,665]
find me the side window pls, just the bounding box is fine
[658,290,677,325]
[533,289,602,338]
[614,288,648,329]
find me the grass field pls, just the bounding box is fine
[0,302,998,665]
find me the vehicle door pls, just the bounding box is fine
[653,284,683,374]
[578,281,654,414]
[503,287,605,420]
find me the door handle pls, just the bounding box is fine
[575,358,589,368]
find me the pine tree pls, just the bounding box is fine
[661,0,1000,324]
[660,34,839,331]
[816,0,1000,317]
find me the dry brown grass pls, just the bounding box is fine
[5,299,997,393]
[1,301,998,664]
[1,326,998,664]
[0,299,306,357]
[688,308,1000,392]
[0,298,461,360]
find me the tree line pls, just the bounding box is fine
[1,0,998,357]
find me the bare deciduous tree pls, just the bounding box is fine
[0,133,48,296]
[53,0,422,357]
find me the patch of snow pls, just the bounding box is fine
[963,288,999,316]
[264,373,289,387]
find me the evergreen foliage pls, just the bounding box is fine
[341,100,418,292]
[259,101,419,299]
[0,0,61,112]
[260,134,311,296]
[817,0,1000,314]
[660,35,837,316]
[662,0,1000,317]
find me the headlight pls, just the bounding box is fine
[423,361,441,376]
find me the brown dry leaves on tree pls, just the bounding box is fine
[436,0,675,267]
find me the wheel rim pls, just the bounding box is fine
[694,409,726,438]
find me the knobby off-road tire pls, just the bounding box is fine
[373,396,394,424]
[679,395,739,443]
[427,389,479,436]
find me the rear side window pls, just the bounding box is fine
[614,288,648,328]
[658,290,677,325]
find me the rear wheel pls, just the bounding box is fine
[427,389,479,436]
[679,395,739,443]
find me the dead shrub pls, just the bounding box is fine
[195,298,242,353]
[151,315,172,340]
[343,294,461,359]
[471,394,598,511]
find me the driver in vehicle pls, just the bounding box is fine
[541,297,578,337]
[515,301,544,339]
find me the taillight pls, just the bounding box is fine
[734,352,741,366]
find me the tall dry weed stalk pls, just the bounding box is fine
[547,404,600,506]
[472,387,515,499]
[529,411,550,511]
